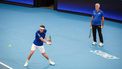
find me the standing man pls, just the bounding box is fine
[24,25,55,67]
[90,3,104,47]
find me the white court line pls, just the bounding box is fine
[90,50,120,59]
[0,61,13,69]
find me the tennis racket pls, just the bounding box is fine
[89,28,92,38]
[47,35,52,43]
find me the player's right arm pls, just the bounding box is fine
[90,16,93,29]
[39,37,51,45]
[40,37,47,43]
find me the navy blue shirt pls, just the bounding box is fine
[92,10,104,26]
[33,30,47,46]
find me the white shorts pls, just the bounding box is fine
[31,44,45,53]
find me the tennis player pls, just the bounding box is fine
[90,3,104,47]
[24,25,55,66]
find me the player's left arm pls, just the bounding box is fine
[101,16,104,28]
[90,16,94,29]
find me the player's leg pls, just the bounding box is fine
[92,25,97,45]
[27,50,35,61]
[98,26,104,47]
[42,52,49,60]
[38,46,55,65]
[24,44,36,66]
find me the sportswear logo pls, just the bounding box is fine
[98,12,101,14]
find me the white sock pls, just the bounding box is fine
[48,59,51,62]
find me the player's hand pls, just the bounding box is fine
[101,26,104,29]
[46,41,52,45]
[90,25,92,29]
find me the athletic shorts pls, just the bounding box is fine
[31,44,45,53]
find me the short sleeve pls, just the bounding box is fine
[37,33,42,38]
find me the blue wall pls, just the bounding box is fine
[57,0,122,21]
[5,0,34,5]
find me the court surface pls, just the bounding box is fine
[0,3,122,69]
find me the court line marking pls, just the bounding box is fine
[0,61,13,69]
[90,50,120,59]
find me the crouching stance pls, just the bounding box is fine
[24,25,55,66]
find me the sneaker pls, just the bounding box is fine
[24,61,28,67]
[48,60,55,66]
[92,42,97,45]
[99,42,104,47]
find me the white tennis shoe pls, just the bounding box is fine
[48,59,55,66]
[92,42,97,45]
[24,60,28,67]
[99,42,104,47]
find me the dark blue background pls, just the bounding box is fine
[56,0,122,21]
[5,0,34,5]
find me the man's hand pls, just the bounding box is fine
[46,41,52,45]
[40,37,52,45]
[90,26,92,29]
[101,25,104,29]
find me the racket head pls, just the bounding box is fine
[47,35,52,42]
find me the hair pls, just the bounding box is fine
[40,24,45,28]
[95,3,100,7]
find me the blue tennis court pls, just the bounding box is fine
[0,3,122,69]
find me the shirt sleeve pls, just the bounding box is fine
[37,33,42,38]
